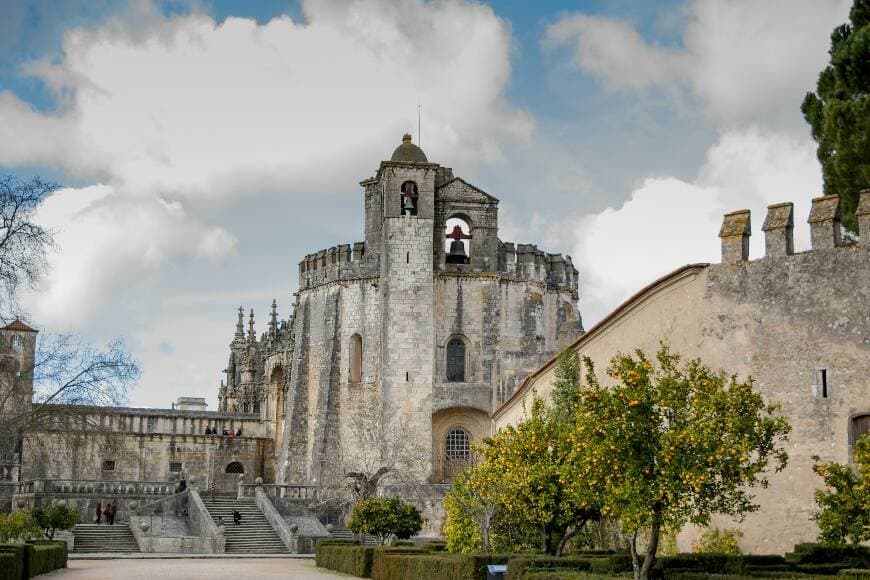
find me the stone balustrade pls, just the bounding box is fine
[238,483,320,501]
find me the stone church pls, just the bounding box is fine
[218,134,583,487]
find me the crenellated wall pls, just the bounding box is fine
[494,193,870,554]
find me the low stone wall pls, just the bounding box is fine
[254,487,292,552]
[188,489,225,553]
[130,515,218,553]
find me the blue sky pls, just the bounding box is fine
[0,0,850,408]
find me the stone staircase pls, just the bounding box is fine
[330,525,377,546]
[73,523,140,553]
[202,497,287,553]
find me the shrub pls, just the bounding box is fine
[505,556,593,580]
[588,553,633,574]
[0,513,39,544]
[348,498,423,545]
[31,505,79,540]
[692,528,743,555]
[785,543,870,568]
[26,542,67,576]
[522,574,618,580]
[315,543,375,577]
[0,549,23,580]
[653,553,746,577]
[839,571,870,579]
[371,551,510,580]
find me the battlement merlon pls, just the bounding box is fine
[297,242,377,289]
[718,191,870,264]
[497,240,578,294]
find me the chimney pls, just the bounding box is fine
[719,209,751,264]
[858,189,870,246]
[761,202,794,257]
[808,195,841,250]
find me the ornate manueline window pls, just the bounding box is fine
[445,428,471,462]
[446,338,466,382]
[225,461,245,474]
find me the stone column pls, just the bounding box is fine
[761,202,794,257]
[808,195,841,250]
[857,189,870,246]
[718,209,751,264]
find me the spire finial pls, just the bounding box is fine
[248,309,255,342]
[402,133,412,144]
[269,299,278,335]
[235,306,244,340]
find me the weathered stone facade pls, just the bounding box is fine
[219,135,583,491]
[494,193,870,554]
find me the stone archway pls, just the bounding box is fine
[431,407,490,483]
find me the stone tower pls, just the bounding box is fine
[0,320,38,481]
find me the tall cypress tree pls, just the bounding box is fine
[801,0,870,233]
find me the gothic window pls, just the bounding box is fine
[11,335,22,350]
[225,461,245,474]
[445,428,470,462]
[102,460,116,471]
[446,338,466,382]
[169,462,182,473]
[350,334,362,383]
[400,181,418,216]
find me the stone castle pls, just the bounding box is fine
[1,137,866,555]
[218,134,582,486]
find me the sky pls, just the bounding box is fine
[0,0,851,408]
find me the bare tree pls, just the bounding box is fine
[0,176,56,320]
[315,395,429,516]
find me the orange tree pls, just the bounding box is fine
[571,345,790,580]
[812,433,870,544]
[480,397,599,556]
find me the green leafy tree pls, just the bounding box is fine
[482,397,599,556]
[573,345,790,580]
[691,527,743,555]
[444,464,501,554]
[551,348,581,426]
[0,511,40,543]
[31,504,80,540]
[811,433,870,544]
[801,0,870,232]
[347,497,422,545]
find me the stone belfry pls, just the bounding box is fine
[362,133,437,473]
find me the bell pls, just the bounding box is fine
[446,239,468,264]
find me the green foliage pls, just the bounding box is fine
[552,348,581,426]
[0,541,67,580]
[691,527,743,555]
[347,497,422,545]
[370,550,509,580]
[315,543,375,577]
[839,570,870,579]
[785,543,869,569]
[505,556,593,580]
[0,545,25,580]
[811,434,870,545]
[444,464,516,554]
[31,505,79,540]
[572,345,791,580]
[480,397,600,555]
[801,0,870,232]
[0,512,39,544]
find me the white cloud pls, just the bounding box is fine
[574,127,821,324]
[544,0,851,131]
[3,0,530,334]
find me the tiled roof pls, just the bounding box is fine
[2,319,37,332]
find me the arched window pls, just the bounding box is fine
[444,217,472,264]
[225,461,245,474]
[445,428,470,462]
[350,334,362,383]
[400,181,418,216]
[852,414,870,449]
[446,338,466,382]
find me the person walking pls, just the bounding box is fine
[232,509,242,526]
[95,501,102,525]
[236,426,243,437]
[108,501,117,525]
[228,427,235,437]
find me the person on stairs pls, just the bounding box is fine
[232,509,242,526]
[95,501,102,525]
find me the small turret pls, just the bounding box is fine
[234,306,245,342]
[248,309,255,343]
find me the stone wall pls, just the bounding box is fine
[493,197,870,554]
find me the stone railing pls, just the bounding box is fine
[238,483,320,501]
[17,479,177,497]
[254,487,293,552]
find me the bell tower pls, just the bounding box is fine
[374,134,438,477]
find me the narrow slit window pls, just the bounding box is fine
[406,371,409,382]
[406,252,410,264]
[821,369,828,398]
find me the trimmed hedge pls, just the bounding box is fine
[371,550,511,580]
[522,574,615,580]
[0,542,66,579]
[786,545,870,570]
[315,544,375,577]
[839,571,870,579]
[506,556,593,580]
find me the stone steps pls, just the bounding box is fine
[73,524,140,553]
[202,499,287,553]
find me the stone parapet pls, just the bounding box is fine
[808,194,842,250]
[497,240,578,295]
[298,241,379,290]
[857,189,870,245]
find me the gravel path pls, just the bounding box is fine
[44,558,352,579]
